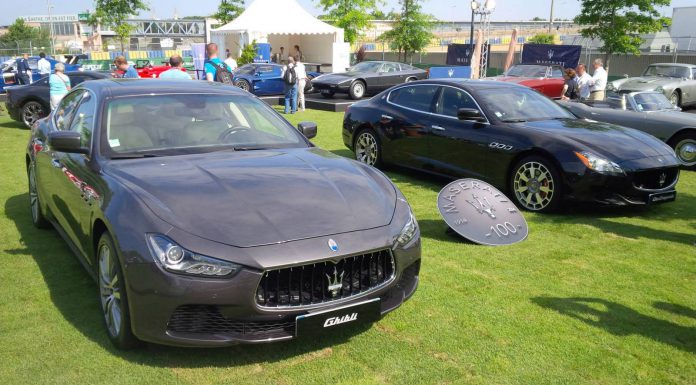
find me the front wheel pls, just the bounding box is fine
[28,161,50,228]
[97,233,140,349]
[669,91,681,108]
[22,101,46,129]
[235,79,251,92]
[510,156,562,212]
[354,129,382,167]
[669,132,696,169]
[349,81,366,100]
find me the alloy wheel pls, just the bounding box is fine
[669,92,681,107]
[351,82,365,99]
[236,80,250,92]
[513,161,555,211]
[99,243,122,338]
[22,102,44,128]
[674,137,696,167]
[355,131,378,166]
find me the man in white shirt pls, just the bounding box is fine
[575,63,593,100]
[294,58,308,111]
[588,58,608,101]
[37,52,52,77]
[224,53,238,71]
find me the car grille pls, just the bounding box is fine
[632,168,678,190]
[256,249,395,308]
[167,305,295,338]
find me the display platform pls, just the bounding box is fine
[259,94,365,113]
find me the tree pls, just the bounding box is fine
[528,33,555,45]
[319,0,379,44]
[531,16,546,21]
[213,0,245,25]
[0,18,51,50]
[379,0,434,62]
[575,0,670,70]
[237,40,258,66]
[91,0,149,52]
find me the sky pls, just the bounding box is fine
[1,0,693,26]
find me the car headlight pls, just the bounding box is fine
[574,151,624,175]
[395,206,418,247]
[655,86,664,93]
[147,234,240,277]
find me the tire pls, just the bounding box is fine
[304,75,314,93]
[349,81,366,100]
[97,232,140,349]
[405,77,417,83]
[28,161,50,229]
[510,155,562,213]
[235,79,251,92]
[669,90,681,108]
[669,132,696,169]
[354,129,382,167]
[22,101,46,129]
[321,90,335,98]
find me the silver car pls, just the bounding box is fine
[608,63,696,108]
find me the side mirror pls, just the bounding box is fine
[48,131,88,154]
[457,108,485,122]
[297,121,317,139]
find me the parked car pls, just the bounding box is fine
[343,79,680,212]
[558,91,696,169]
[491,64,565,99]
[0,56,82,92]
[313,61,427,100]
[232,63,319,95]
[608,63,696,107]
[132,59,189,78]
[26,79,421,348]
[5,71,110,128]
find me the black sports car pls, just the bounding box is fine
[312,61,427,100]
[343,79,680,212]
[27,79,421,348]
[5,71,109,128]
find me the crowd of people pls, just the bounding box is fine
[561,58,608,101]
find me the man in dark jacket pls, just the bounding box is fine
[16,53,32,85]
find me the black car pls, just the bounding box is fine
[27,79,420,348]
[6,71,109,128]
[312,61,427,100]
[343,79,680,212]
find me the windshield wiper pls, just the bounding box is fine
[110,153,161,159]
[231,146,270,151]
[501,118,528,123]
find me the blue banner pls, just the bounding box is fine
[521,44,581,69]
[191,43,206,80]
[446,44,473,66]
[428,66,472,79]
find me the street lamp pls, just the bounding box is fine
[47,0,55,55]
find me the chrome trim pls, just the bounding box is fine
[632,170,679,192]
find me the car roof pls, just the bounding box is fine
[406,78,527,91]
[78,78,248,97]
[647,63,696,68]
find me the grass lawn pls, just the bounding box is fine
[0,103,694,385]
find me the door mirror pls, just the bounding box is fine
[48,131,88,154]
[297,121,317,139]
[457,108,485,122]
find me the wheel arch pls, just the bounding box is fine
[92,218,109,264]
[666,127,696,146]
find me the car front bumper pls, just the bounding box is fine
[313,82,351,94]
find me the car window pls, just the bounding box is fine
[550,66,563,78]
[505,65,547,78]
[235,65,256,75]
[68,91,96,148]
[633,93,674,111]
[436,87,480,118]
[28,58,39,70]
[258,65,274,74]
[382,63,400,73]
[477,87,574,122]
[54,90,84,130]
[68,75,89,86]
[388,85,439,112]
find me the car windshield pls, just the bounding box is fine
[104,94,306,156]
[504,65,547,78]
[632,92,676,111]
[643,65,690,78]
[478,87,574,122]
[347,62,383,73]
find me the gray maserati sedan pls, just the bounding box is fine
[26,79,421,348]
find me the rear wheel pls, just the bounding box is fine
[235,79,251,92]
[406,77,417,82]
[22,101,46,129]
[669,90,681,108]
[354,129,382,167]
[28,161,50,228]
[510,156,562,212]
[97,232,140,349]
[669,132,696,169]
[349,81,366,100]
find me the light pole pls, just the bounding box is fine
[548,0,554,33]
[471,0,496,78]
[469,0,476,61]
[47,0,55,55]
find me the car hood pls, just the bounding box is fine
[616,76,675,91]
[519,118,675,162]
[106,148,396,248]
[313,73,360,84]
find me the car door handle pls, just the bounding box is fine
[51,158,62,168]
[381,114,393,122]
[431,125,446,131]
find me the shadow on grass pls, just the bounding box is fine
[654,302,696,320]
[3,193,380,367]
[0,115,25,130]
[532,297,696,354]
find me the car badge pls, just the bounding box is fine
[326,266,344,298]
[328,238,339,252]
[659,173,667,186]
[447,68,454,77]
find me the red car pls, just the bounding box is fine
[492,64,565,99]
[114,60,188,78]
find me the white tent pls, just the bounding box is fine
[211,0,350,72]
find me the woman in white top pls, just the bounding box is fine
[49,63,71,110]
[294,58,308,112]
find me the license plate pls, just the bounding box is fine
[295,298,381,337]
[649,191,676,204]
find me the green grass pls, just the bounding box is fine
[1,105,694,385]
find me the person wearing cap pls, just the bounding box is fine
[49,62,71,110]
[159,55,191,80]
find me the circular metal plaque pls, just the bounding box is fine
[437,179,528,246]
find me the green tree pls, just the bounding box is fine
[528,33,555,45]
[91,0,149,52]
[319,0,379,44]
[379,0,434,62]
[213,0,245,25]
[0,18,51,50]
[575,0,670,70]
[237,40,258,66]
[531,16,546,21]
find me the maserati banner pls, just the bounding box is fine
[521,43,582,69]
[446,44,473,66]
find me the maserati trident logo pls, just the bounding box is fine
[326,266,344,298]
[659,172,667,187]
[466,193,497,219]
[328,238,339,252]
[547,49,555,59]
[447,68,455,77]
